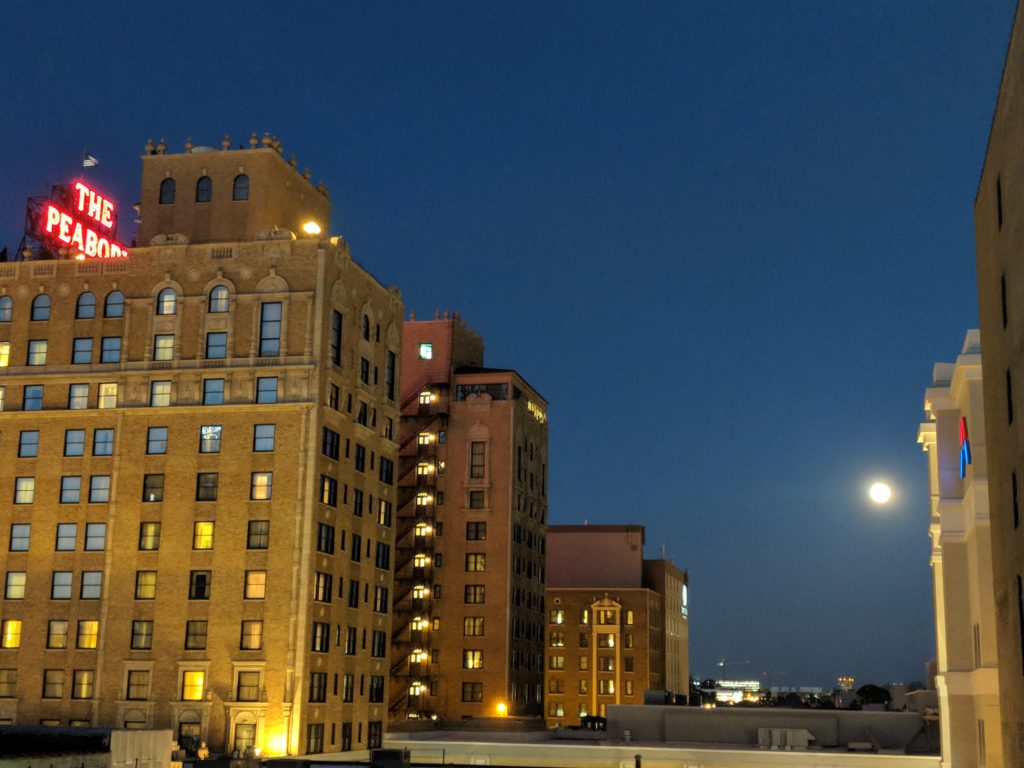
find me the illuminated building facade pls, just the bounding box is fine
[388,315,548,720]
[974,5,1024,763]
[543,525,688,727]
[0,137,402,757]
[918,330,1002,768]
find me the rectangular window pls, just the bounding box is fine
[342,674,354,702]
[467,522,487,540]
[68,383,89,409]
[355,444,366,472]
[199,425,221,453]
[548,655,565,670]
[345,626,357,654]
[196,473,218,501]
[56,523,78,550]
[375,542,391,569]
[469,490,484,509]
[379,457,395,485]
[147,427,168,454]
[143,474,165,502]
[373,585,389,613]
[371,630,387,658]
[0,669,14,698]
[470,441,486,478]
[240,620,263,650]
[88,475,110,503]
[64,429,86,456]
[50,571,72,599]
[369,675,385,703]
[42,669,64,699]
[464,617,484,636]
[192,521,214,550]
[98,382,117,409]
[259,302,282,356]
[312,621,330,651]
[353,489,364,517]
[100,336,121,363]
[77,620,99,649]
[205,332,227,359]
[1015,471,1021,529]
[378,499,393,527]
[1008,369,1015,425]
[131,620,153,650]
[329,310,342,365]
[47,620,68,649]
[317,523,335,554]
[72,338,92,364]
[150,380,171,407]
[80,571,102,599]
[18,430,39,457]
[463,650,483,669]
[189,571,211,600]
[9,524,30,552]
[360,357,370,383]
[465,585,485,603]
[256,376,277,403]
[253,424,275,451]
[350,533,362,562]
[23,385,43,411]
[203,378,224,405]
[461,682,483,702]
[181,671,205,701]
[322,427,340,459]
[14,477,35,504]
[27,339,47,366]
[135,571,157,599]
[247,520,269,549]
[93,428,114,456]
[250,472,272,500]
[185,620,208,650]
[1,620,21,649]
[127,670,149,700]
[328,383,339,410]
[244,570,266,599]
[0,343,9,367]
[308,672,327,703]
[153,334,174,361]
[138,522,160,550]
[320,475,337,506]
[466,553,486,572]
[314,573,332,603]
[84,523,106,550]
[386,351,396,400]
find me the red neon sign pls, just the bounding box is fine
[38,181,129,259]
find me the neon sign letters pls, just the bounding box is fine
[959,416,972,479]
[34,181,129,259]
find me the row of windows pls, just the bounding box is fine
[0,376,279,412]
[1,569,264,600]
[306,720,383,754]
[549,608,633,625]
[8,471,272,505]
[549,631,636,649]
[548,654,632,672]
[3,291,124,323]
[159,175,248,205]
[308,671,386,704]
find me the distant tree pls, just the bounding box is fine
[855,684,891,709]
[777,692,804,708]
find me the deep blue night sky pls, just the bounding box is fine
[0,1,1015,688]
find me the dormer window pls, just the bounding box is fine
[232,174,249,201]
[196,176,212,203]
[159,178,176,205]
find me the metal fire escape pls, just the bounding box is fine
[389,380,448,719]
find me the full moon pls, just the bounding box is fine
[868,482,893,504]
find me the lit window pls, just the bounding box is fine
[199,424,221,453]
[47,620,68,648]
[13,477,35,504]
[549,632,565,648]
[153,334,174,361]
[0,343,8,367]
[126,670,149,700]
[193,522,214,549]
[42,669,64,698]
[415,492,432,507]
[76,292,96,319]
[416,462,434,475]
[463,650,483,669]
[412,584,430,599]
[71,338,92,364]
[418,432,434,445]
[1,620,21,648]
[138,522,160,551]
[466,553,486,572]
[104,291,124,317]
[156,288,177,315]
[418,390,432,405]
[208,285,230,312]
[465,585,485,603]
[250,472,272,500]
[27,339,47,366]
[77,620,99,649]
[463,617,484,636]
[599,679,615,695]
[236,670,260,701]
[135,571,157,599]
[244,570,266,599]
[232,174,249,201]
[8,524,30,552]
[159,178,176,205]
[68,383,89,409]
[195,176,212,203]
[240,620,263,650]
[181,671,205,700]
[418,343,433,360]
[149,380,171,407]
[31,295,50,321]
[98,383,117,409]
[205,332,227,359]
[202,378,224,405]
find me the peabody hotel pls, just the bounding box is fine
[0,136,403,756]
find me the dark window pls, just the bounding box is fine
[71,338,92,364]
[470,441,486,478]
[355,444,366,472]
[308,672,327,702]
[351,534,362,562]
[196,176,212,203]
[379,458,394,485]
[360,357,370,384]
[93,428,114,456]
[31,295,50,321]
[369,677,385,705]
[142,474,164,502]
[462,682,483,702]
[371,630,387,657]
[374,542,391,569]
[205,332,227,359]
[320,475,337,507]
[188,571,211,600]
[147,427,168,454]
[76,292,96,319]
[306,724,324,755]
[185,620,207,649]
[208,285,229,312]
[256,376,277,403]
[997,175,1004,230]
[159,178,176,204]
[467,522,487,540]
[361,314,370,341]
[373,585,388,613]
[232,174,249,201]
[203,379,224,405]
[131,620,153,649]
[469,490,484,509]
[322,428,340,459]
[465,585,485,604]
[353,489,364,517]
[100,336,121,363]
[312,621,330,650]
[104,291,124,318]
[23,385,42,411]
[259,302,281,356]
[1018,575,1024,672]
[386,351,396,400]
[1014,472,1020,530]
[330,311,342,365]
[247,520,270,549]
[196,473,218,501]
[316,523,335,554]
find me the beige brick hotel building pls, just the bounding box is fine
[389,315,548,720]
[0,137,402,757]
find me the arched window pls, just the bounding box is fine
[208,285,229,313]
[0,296,11,322]
[31,295,50,321]
[232,174,249,201]
[156,288,177,315]
[104,291,125,318]
[195,176,212,203]
[76,292,96,319]
[159,178,176,205]
[361,314,370,341]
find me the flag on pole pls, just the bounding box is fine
[82,154,99,168]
